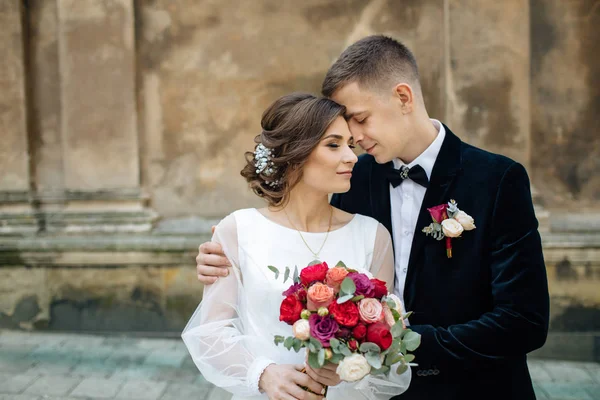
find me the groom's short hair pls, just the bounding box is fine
[322,35,420,97]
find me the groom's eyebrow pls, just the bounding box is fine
[344,110,366,120]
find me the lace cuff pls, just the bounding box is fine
[248,357,276,394]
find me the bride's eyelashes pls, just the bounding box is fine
[326,142,356,149]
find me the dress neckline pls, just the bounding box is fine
[252,208,358,235]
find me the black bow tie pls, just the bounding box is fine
[386,164,429,188]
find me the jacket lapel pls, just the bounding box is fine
[369,159,393,236]
[405,126,463,296]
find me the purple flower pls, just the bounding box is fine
[309,314,339,347]
[348,272,375,297]
[282,283,303,297]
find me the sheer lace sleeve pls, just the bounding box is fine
[369,223,395,293]
[181,213,276,396]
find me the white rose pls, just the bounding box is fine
[292,319,310,341]
[336,353,371,382]
[454,210,476,231]
[387,294,404,313]
[441,218,464,238]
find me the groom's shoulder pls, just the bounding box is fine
[459,140,519,178]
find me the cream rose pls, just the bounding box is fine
[358,298,384,324]
[336,353,371,382]
[387,294,404,312]
[441,218,464,238]
[292,319,310,340]
[454,210,476,231]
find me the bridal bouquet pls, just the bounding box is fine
[269,261,420,384]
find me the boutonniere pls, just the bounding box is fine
[422,200,476,258]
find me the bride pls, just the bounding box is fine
[182,93,411,400]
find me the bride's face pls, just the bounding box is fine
[299,116,358,194]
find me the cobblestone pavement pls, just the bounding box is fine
[0,331,598,399]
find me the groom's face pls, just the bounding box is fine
[332,82,408,164]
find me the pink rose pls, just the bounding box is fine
[358,298,384,324]
[307,283,334,311]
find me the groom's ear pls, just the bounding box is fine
[393,83,414,114]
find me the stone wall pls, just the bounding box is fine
[0,0,598,343]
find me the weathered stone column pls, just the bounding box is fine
[444,0,548,229]
[49,0,155,232]
[0,0,36,234]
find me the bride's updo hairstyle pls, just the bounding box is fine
[241,93,346,207]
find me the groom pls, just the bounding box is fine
[196,35,549,399]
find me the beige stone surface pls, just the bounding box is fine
[446,0,531,166]
[137,0,446,218]
[28,0,63,194]
[58,0,139,190]
[0,0,29,191]
[530,0,600,209]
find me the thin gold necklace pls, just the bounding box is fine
[282,206,333,260]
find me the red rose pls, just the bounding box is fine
[352,323,367,341]
[366,322,393,350]
[300,262,329,286]
[297,289,307,302]
[279,295,303,325]
[370,279,388,299]
[348,338,358,351]
[328,300,359,327]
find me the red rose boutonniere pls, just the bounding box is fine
[422,199,476,258]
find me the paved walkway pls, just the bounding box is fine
[0,331,598,400]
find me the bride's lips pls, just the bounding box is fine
[337,171,352,178]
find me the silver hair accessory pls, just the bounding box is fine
[254,143,280,187]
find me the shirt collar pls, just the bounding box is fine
[392,119,445,180]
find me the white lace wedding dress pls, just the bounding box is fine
[182,208,411,400]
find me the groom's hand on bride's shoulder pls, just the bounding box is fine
[196,227,231,285]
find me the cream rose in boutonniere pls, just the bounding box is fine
[422,200,476,258]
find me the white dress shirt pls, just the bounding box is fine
[391,119,446,309]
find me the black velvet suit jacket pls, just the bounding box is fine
[331,125,549,400]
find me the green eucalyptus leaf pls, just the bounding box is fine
[371,365,390,375]
[293,265,299,283]
[335,261,347,269]
[329,353,344,364]
[403,331,421,351]
[318,348,325,367]
[340,277,356,295]
[384,352,404,366]
[308,350,321,369]
[308,260,322,266]
[404,354,415,363]
[329,338,340,350]
[308,343,317,353]
[268,265,279,279]
[309,337,323,350]
[391,321,405,338]
[402,311,413,320]
[292,338,303,353]
[359,342,381,353]
[400,341,407,355]
[339,344,352,357]
[337,294,354,304]
[351,295,365,302]
[396,363,409,375]
[283,336,294,350]
[274,335,285,345]
[283,267,290,283]
[365,351,382,369]
[390,308,401,322]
